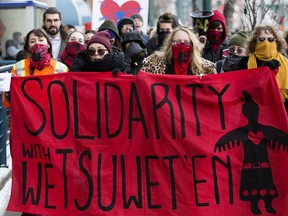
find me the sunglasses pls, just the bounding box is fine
[88,49,107,56]
[257,37,276,42]
[228,47,245,54]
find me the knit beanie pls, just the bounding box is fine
[131,13,143,22]
[229,30,249,47]
[87,31,112,53]
[98,20,121,40]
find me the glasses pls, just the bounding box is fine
[257,37,276,42]
[172,40,192,45]
[228,47,245,54]
[88,49,107,56]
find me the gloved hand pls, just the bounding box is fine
[125,42,143,60]
[112,68,128,77]
[266,59,281,70]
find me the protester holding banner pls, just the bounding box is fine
[146,12,180,56]
[60,31,86,70]
[141,26,216,75]
[201,9,228,63]
[7,28,68,216]
[3,28,68,108]
[98,19,122,49]
[122,31,147,75]
[11,28,68,77]
[70,31,129,73]
[216,30,249,73]
[237,25,288,114]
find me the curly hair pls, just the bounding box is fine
[245,25,287,55]
[160,26,203,72]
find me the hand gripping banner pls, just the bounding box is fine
[7,67,288,215]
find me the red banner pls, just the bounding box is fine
[8,68,288,216]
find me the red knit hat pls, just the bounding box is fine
[87,31,112,53]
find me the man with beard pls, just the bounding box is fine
[146,12,180,56]
[42,7,68,60]
[216,30,249,73]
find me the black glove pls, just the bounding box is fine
[266,59,281,70]
[125,42,143,60]
[112,68,128,77]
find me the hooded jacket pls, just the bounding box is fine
[202,9,228,63]
[98,20,121,41]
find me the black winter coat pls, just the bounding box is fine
[70,48,129,73]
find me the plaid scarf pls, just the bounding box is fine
[60,42,85,69]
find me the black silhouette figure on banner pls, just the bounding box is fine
[214,90,288,215]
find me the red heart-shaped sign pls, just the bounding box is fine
[247,131,264,145]
[100,0,141,24]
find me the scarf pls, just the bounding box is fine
[30,44,51,70]
[158,31,170,47]
[227,51,242,66]
[60,42,85,69]
[208,30,223,52]
[248,41,288,101]
[172,43,192,75]
[70,50,127,73]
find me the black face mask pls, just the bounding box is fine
[158,31,171,45]
[227,51,242,66]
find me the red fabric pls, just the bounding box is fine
[60,42,85,69]
[8,68,288,215]
[30,44,51,70]
[172,43,191,75]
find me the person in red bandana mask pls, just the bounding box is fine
[11,28,68,77]
[201,9,228,63]
[60,31,86,70]
[3,28,68,109]
[141,26,216,75]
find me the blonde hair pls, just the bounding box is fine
[160,26,203,72]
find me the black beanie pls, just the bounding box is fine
[87,31,112,53]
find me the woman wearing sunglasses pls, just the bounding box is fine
[237,25,288,114]
[216,30,248,73]
[70,31,129,73]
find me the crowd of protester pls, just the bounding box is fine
[2,6,288,216]
[3,6,288,114]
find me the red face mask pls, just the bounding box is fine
[30,44,51,70]
[172,43,192,75]
[208,30,223,44]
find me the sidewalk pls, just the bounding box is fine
[0,144,21,216]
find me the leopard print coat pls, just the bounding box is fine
[141,52,216,75]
